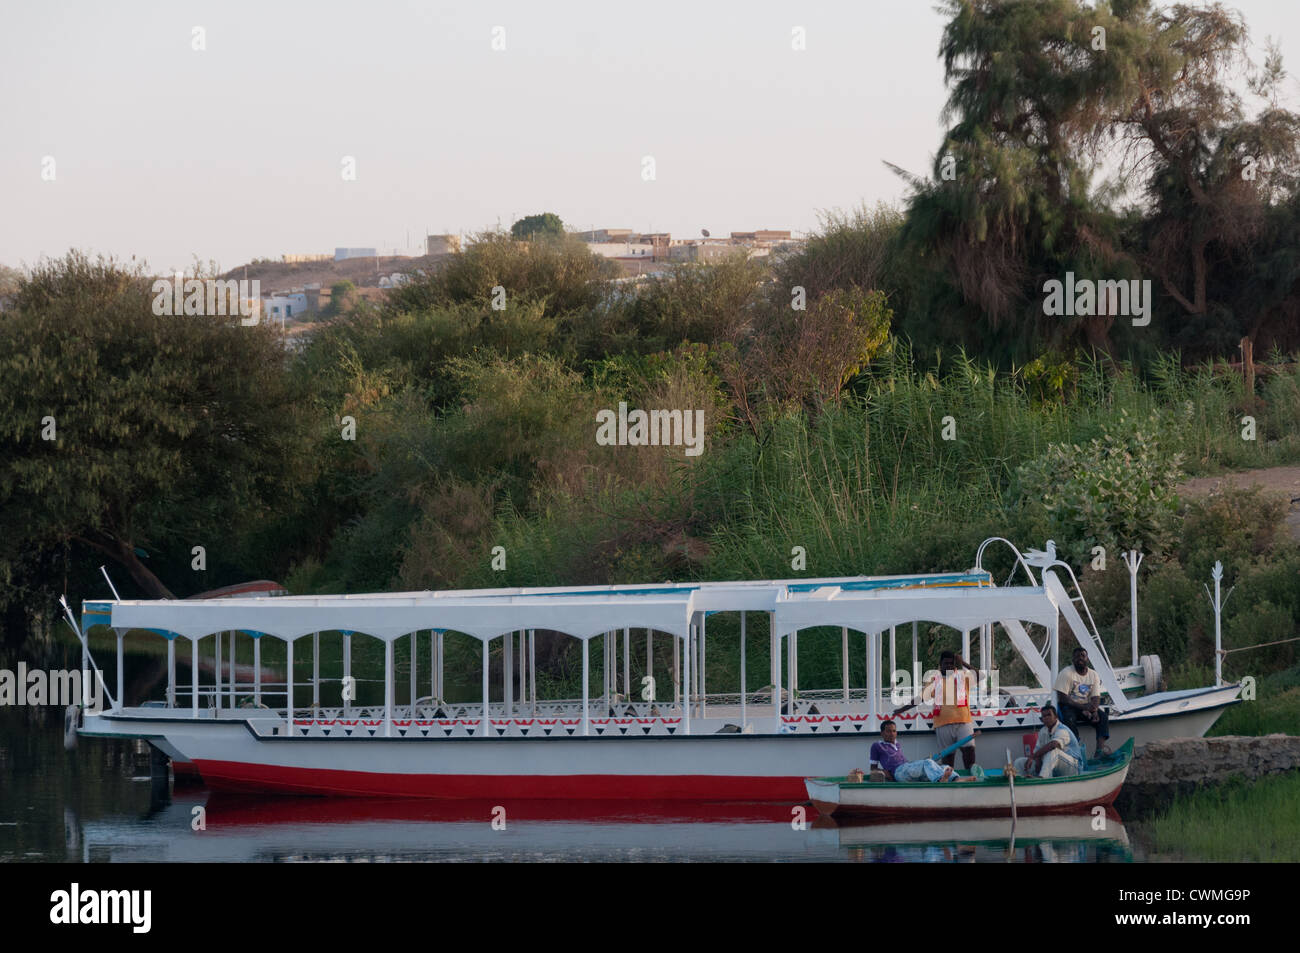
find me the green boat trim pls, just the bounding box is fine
[811,737,1135,791]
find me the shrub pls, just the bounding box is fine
[770,202,904,303]
[604,257,768,352]
[384,231,617,319]
[723,286,893,433]
[1013,411,1184,562]
[1176,487,1289,581]
[1019,349,1079,405]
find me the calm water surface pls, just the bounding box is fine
[2,705,1141,863]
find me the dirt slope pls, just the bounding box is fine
[1180,465,1300,541]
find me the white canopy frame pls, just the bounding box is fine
[89,561,1132,736]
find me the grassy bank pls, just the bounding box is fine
[1138,771,1300,862]
[1210,666,1300,737]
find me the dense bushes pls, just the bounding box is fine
[384,231,618,320]
[11,236,1298,711]
[1014,411,1185,562]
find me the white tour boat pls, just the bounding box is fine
[68,539,1242,800]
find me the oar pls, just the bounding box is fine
[1005,747,1017,862]
[931,734,976,761]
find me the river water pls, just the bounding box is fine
[1,704,1146,864]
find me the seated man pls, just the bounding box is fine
[1013,704,1083,779]
[869,719,956,783]
[1055,647,1112,756]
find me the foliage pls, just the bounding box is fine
[1019,350,1079,405]
[0,263,21,298]
[769,203,905,304]
[723,287,893,434]
[327,279,358,317]
[891,0,1300,363]
[1013,411,1185,560]
[383,230,617,320]
[510,212,565,241]
[574,257,769,360]
[1204,665,1300,736]
[301,298,560,411]
[0,252,310,604]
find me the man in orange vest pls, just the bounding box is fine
[895,650,979,770]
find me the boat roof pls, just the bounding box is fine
[80,569,1065,646]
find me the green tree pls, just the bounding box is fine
[1107,5,1300,354]
[0,252,310,604]
[328,279,358,316]
[894,0,1300,363]
[510,212,565,241]
[894,0,1125,360]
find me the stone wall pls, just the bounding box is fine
[1116,734,1300,814]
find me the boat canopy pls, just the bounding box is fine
[100,592,700,643]
[774,585,1059,636]
[85,569,1063,651]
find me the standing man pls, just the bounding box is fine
[895,650,978,770]
[1055,647,1111,756]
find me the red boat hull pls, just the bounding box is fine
[193,759,808,801]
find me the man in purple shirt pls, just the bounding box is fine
[868,720,954,782]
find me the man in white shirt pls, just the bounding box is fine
[1055,647,1111,756]
[1013,704,1082,778]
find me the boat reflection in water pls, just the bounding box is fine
[810,809,1132,863]
[66,790,1131,863]
[72,793,820,862]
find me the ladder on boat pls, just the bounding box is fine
[975,538,1130,712]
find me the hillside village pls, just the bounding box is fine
[213,226,805,334]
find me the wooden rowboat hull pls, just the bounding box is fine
[806,739,1133,818]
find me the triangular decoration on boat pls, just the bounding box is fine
[642,727,651,734]
[832,725,840,732]
[543,728,552,735]
[367,728,376,736]
[619,727,628,734]
[565,728,575,735]
[995,719,1004,726]
[666,726,676,734]
[1017,717,1024,724]
[443,728,452,736]
[496,728,506,736]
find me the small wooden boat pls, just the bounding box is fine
[805,738,1134,818]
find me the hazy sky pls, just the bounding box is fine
[4,1,1297,274]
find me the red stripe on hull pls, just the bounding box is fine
[172,759,202,778]
[192,759,809,801]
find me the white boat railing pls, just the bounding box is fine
[80,537,1167,740]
